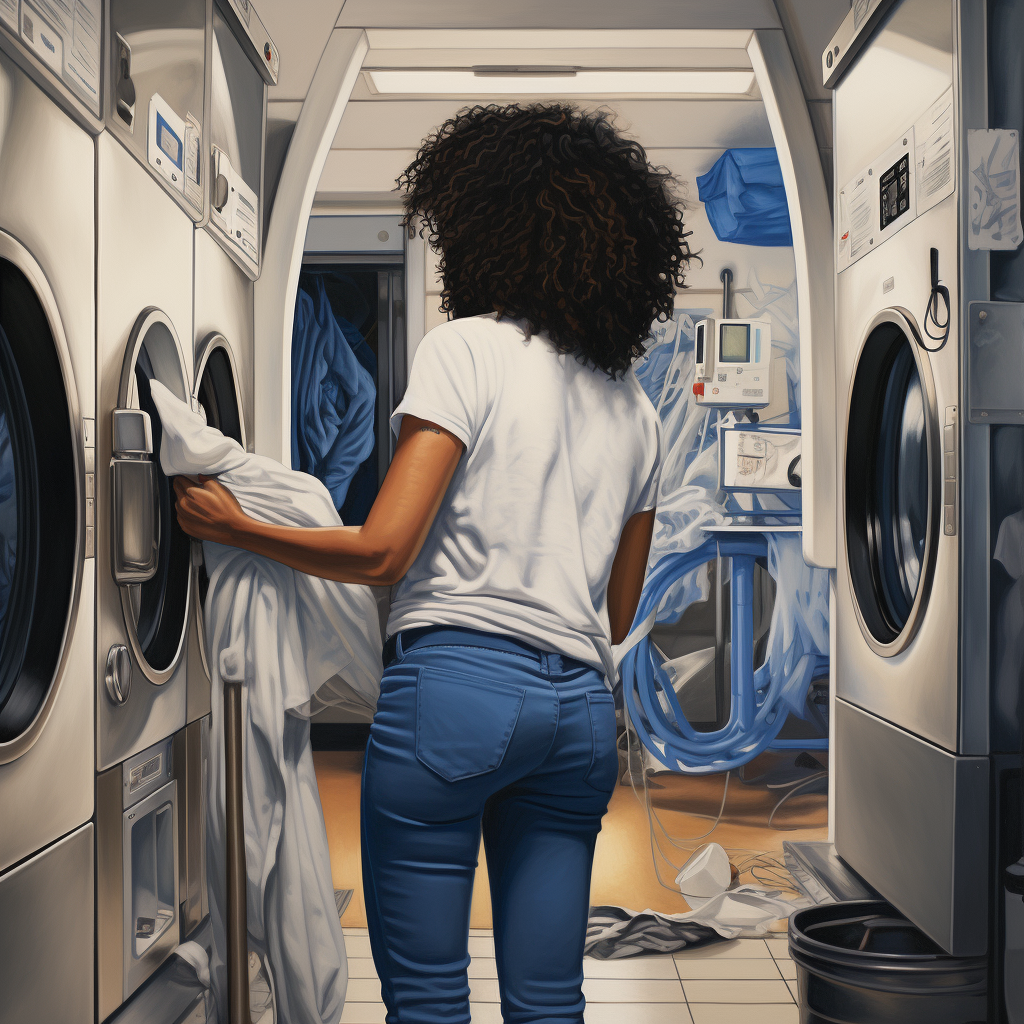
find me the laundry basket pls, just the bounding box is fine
[788,901,987,1024]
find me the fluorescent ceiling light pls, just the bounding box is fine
[367,69,756,95]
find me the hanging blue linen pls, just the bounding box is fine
[291,278,377,510]
[696,149,793,247]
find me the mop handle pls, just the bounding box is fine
[225,681,252,1024]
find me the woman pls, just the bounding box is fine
[175,102,694,1024]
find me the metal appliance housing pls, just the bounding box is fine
[828,0,991,957]
[0,48,96,1024]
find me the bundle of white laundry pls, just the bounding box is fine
[149,380,383,1024]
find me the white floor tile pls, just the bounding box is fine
[345,978,383,1002]
[468,936,495,957]
[689,1004,799,1024]
[582,978,687,1003]
[470,1005,503,1024]
[675,958,787,981]
[339,1002,386,1024]
[584,956,680,979]
[585,1003,694,1024]
[766,938,792,960]
[469,978,500,1002]
[776,960,797,980]
[347,958,379,980]
[674,940,772,960]
[468,958,498,979]
[345,935,374,958]
[684,979,793,1004]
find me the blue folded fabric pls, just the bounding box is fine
[696,148,793,247]
[291,278,377,510]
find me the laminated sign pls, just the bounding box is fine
[967,128,1023,251]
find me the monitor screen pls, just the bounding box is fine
[695,323,705,364]
[719,323,750,363]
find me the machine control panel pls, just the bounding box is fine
[0,0,102,117]
[83,416,94,557]
[147,94,202,213]
[692,317,773,408]
[879,153,910,230]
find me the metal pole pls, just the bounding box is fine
[224,681,251,1024]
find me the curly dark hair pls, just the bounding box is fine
[397,103,697,377]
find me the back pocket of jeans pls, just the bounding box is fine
[416,668,526,782]
[584,691,619,793]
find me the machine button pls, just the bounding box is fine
[693,382,704,396]
[85,497,94,527]
[85,472,95,499]
[85,527,95,559]
[85,447,95,473]
[943,424,956,453]
[83,417,95,446]
[944,452,956,479]
[944,504,957,535]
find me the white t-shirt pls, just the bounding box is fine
[386,314,662,682]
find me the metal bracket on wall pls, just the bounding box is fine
[967,302,1024,423]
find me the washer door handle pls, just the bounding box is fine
[105,645,132,705]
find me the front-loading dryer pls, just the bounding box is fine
[0,46,96,1024]
[95,131,199,1020]
[828,0,992,959]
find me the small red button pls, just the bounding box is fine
[693,382,704,396]
[264,43,272,61]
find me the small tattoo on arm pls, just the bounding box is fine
[419,426,441,435]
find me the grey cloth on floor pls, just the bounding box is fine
[585,906,724,960]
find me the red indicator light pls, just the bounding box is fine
[692,382,704,396]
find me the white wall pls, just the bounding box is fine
[315,97,797,353]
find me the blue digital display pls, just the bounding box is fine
[156,113,183,170]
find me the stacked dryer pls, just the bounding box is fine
[0,6,100,1022]
[94,1,276,1021]
[826,0,1022,990]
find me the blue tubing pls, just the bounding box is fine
[621,534,828,776]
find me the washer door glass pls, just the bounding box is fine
[846,317,935,649]
[0,260,77,742]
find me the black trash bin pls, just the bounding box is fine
[788,900,987,1024]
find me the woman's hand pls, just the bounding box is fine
[173,475,248,545]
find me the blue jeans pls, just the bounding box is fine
[360,627,619,1024]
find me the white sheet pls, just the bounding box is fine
[150,380,383,1024]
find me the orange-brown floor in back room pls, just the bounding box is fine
[314,748,828,931]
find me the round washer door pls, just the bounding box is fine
[0,247,81,758]
[193,332,245,676]
[845,308,940,655]
[116,308,193,684]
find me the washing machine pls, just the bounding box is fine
[0,46,96,1024]
[94,126,199,1019]
[828,0,993,958]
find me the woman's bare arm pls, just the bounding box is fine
[172,415,463,586]
[606,509,656,646]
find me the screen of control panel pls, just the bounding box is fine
[879,153,910,230]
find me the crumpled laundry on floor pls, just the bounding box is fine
[150,380,383,1024]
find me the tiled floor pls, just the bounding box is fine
[339,928,800,1024]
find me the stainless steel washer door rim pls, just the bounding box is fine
[844,306,941,657]
[0,231,85,765]
[115,307,193,685]
[192,331,246,682]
